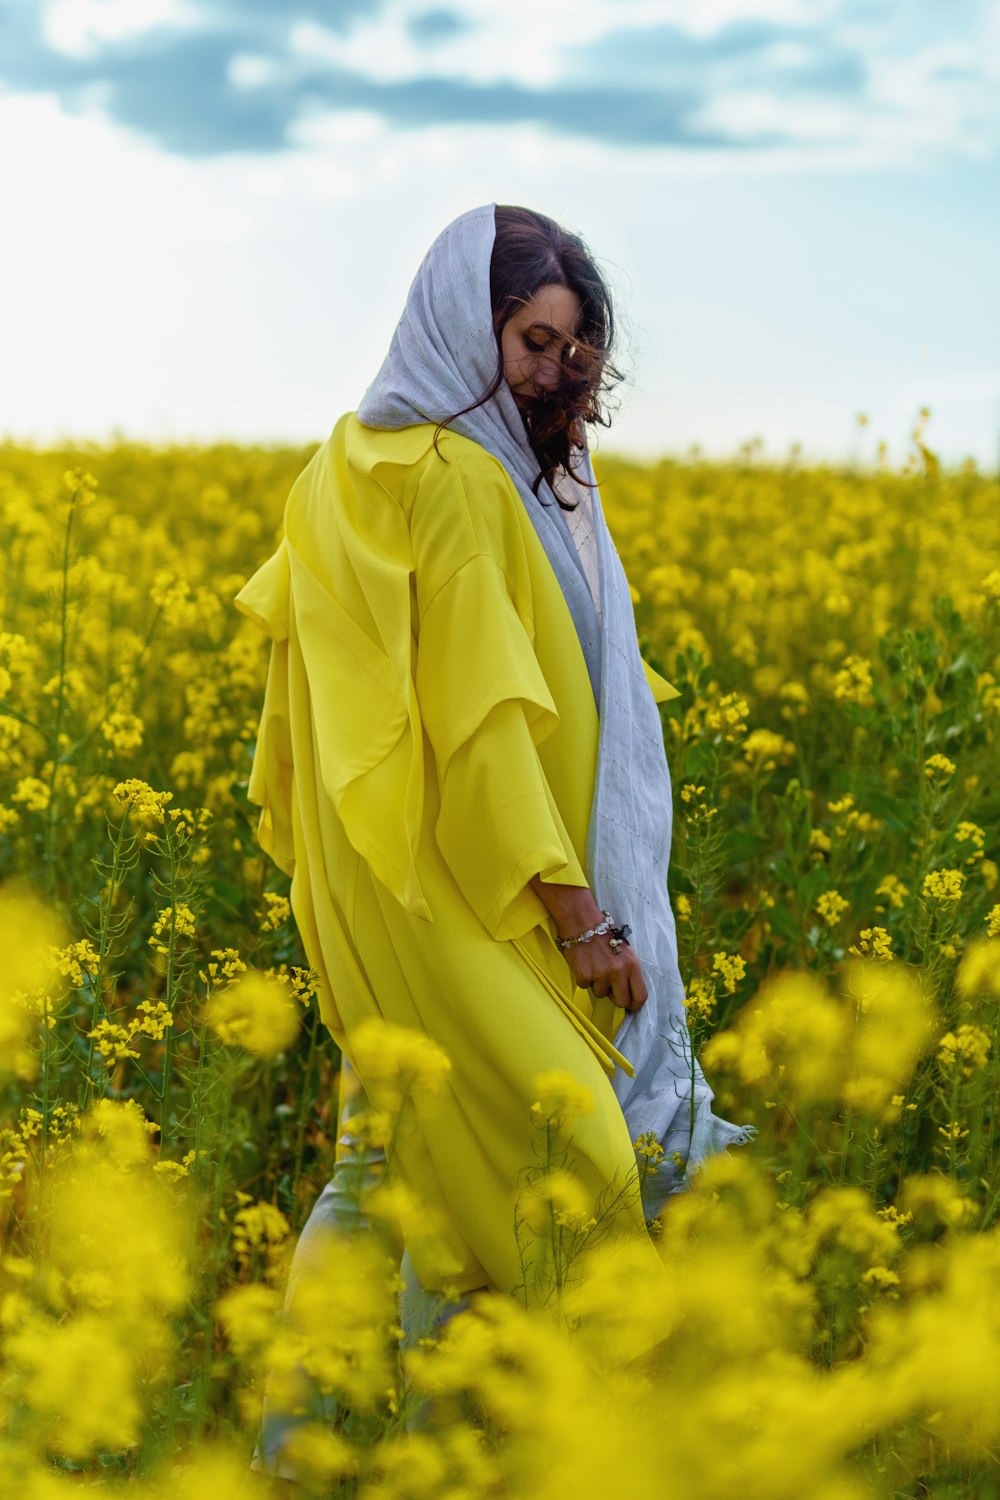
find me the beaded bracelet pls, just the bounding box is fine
[556,910,632,955]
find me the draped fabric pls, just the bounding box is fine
[354,203,757,1212]
[235,413,671,1296]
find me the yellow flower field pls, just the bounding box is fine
[0,424,998,1498]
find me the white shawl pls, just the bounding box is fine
[356,203,756,1213]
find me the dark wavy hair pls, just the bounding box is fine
[431,205,626,510]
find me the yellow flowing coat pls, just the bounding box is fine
[235,412,681,1297]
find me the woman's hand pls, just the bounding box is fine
[561,931,649,1013]
[528,874,649,1012]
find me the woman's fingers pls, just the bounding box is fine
[565,940,650,1011]
[628,961,649,1011]
[611,962,634,1012]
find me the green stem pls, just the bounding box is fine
[81,814,132,1111]
[291,1011,321,1208]
[947,1070,961,1179]
[158,833,179,1152]
[43,488,78,898]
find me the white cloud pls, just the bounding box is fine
[227,53,284,92]
[2,12,997,470]
[289,0,841,89]
[689,89,868,145]
[42,0,200,60]
[865,43,1000,158]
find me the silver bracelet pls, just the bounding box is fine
[555,910,613,951]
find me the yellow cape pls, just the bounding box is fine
[234,412,681,1296]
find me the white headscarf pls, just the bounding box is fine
[357,203,756,1212]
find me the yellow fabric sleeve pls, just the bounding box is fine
[416,552,589,941]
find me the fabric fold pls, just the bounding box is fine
[234,540,296,875]
[416,552,591,941]
[235,416,433,921]
[642,657,681,703]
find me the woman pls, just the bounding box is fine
[235,203,756,1473]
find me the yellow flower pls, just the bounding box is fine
[148,901,197,954]
[804,1185,901,1265]
[831,655,876,706]
[349,1017,452,1111]
[0,885,67,1079]
[362,1175,446,1245]
[955,939,1000,1002]
[3,1310,143,1460]
[816,890,849,926]
[232,1200,291,1279]
[278,1232,400,1412]
[875,1202,913,1227]
[922,868,964,903]
[860,1265,900,1291]
[520,1168,596,1235]
[11,776,50,812]
[840,961,938,1116]
[848,925,894,961]
[684,977,716,1018]
[898,1171,977,1229]
[259,891,292,932]
[198,946,247,985]
[529,1069,595,1128]
[953,821,986,863]
[86,1020,141,1065]
[741,727,795,772]
[204,970,300,1058]
[63,465,98,500]
[778,679,810,718]
[875,873,909,911]
[51,938,101,989]
[283,1424,358,1482]
[215,1282,282,1358]
[924,753,957,780]
[100,710,144,753]
[704,691,750,742]
[937,1024,991,1077]
[112,778,173,821]
[702,971,849,1105]
[130,998,175,1041]
[711,951,747,995]
[632,1130,665,1164]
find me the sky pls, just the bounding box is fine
[1,0,998,470]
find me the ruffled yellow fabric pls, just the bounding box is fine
[234,412,681,1294]
[237,422,435,919]
[236,415,679,927]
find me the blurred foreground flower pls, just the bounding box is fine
[0,881,68,1080]
[348,1017,452,1112]
[203,969,300,1057]
[529,1070,595,1129]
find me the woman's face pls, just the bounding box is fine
[499,283,582,411]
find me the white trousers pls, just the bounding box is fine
[249,1057,477,1479]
